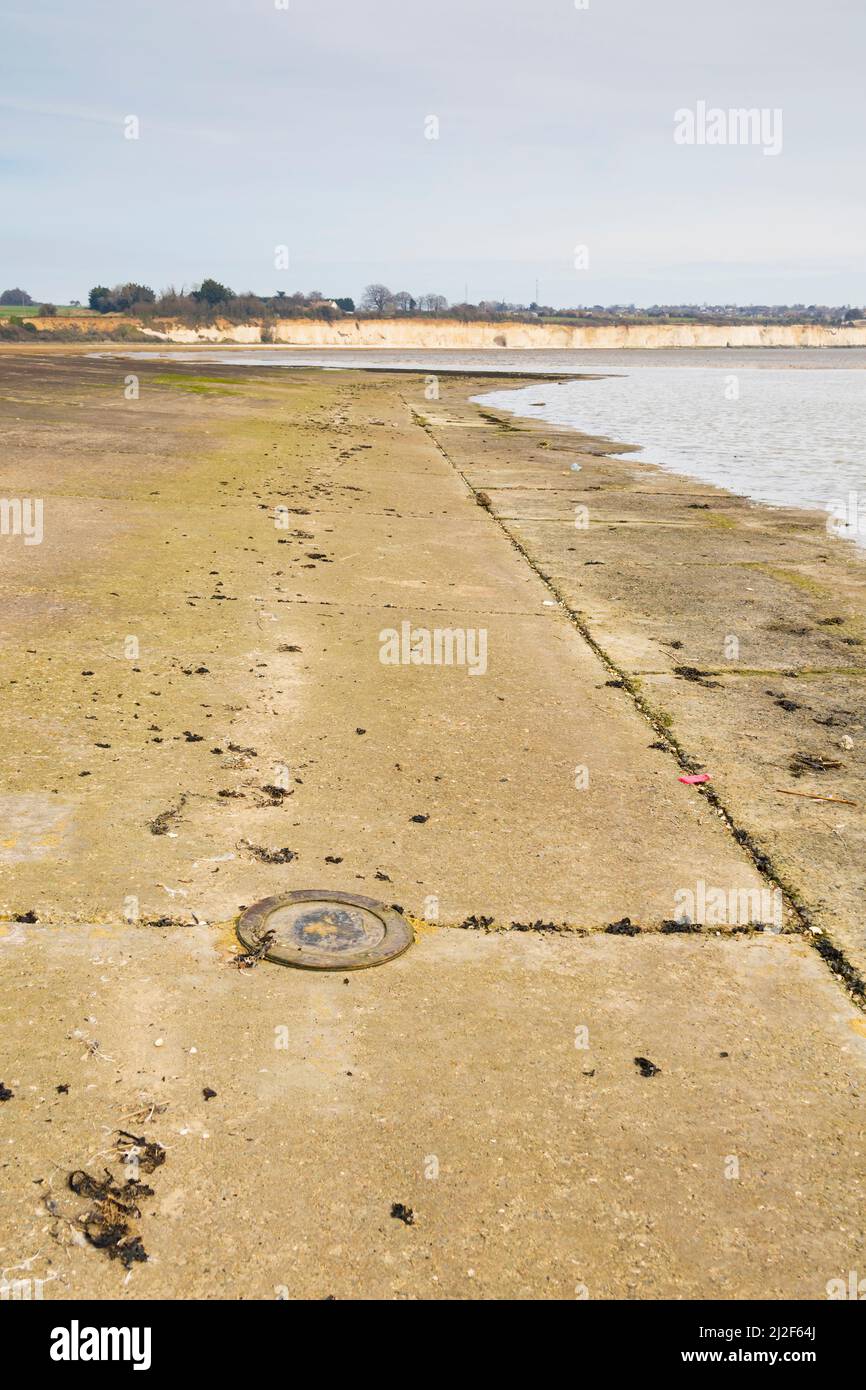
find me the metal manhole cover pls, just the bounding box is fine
[236,890,414,971]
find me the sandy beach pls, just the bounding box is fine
[1,349,864,1299]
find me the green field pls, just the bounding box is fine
[0,304,95,318]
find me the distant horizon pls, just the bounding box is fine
[3,286,865,317]
[5,282,866,316]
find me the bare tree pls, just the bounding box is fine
[393,290,415,313]
[361,283,393,314]
[419,293,448,314]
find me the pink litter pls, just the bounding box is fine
[678,773,711,784]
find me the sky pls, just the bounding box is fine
[2,0,865,308]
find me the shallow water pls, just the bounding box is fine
[122,345,866,374]
[474,363,866,547]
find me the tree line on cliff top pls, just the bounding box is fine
[80,279,547,325]
[81,279,465,323]
[82,279,531,323]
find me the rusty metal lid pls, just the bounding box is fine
[236,890,413,971]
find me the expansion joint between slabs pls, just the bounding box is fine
[407,397,866,1011]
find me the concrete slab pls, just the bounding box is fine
[1,924,863,1300]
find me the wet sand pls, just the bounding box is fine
[0,350,863,1300]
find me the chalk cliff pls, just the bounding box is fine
[137,317,866,350]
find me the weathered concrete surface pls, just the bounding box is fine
[421,378,866,985]
[0,354,764,928]
[0,352,864,1302]
[1,923,864,1300]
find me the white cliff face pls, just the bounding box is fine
[138,317,866,349]
[140,322,264,344]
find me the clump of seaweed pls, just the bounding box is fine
[64,1132,166,1268]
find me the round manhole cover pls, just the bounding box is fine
[236,890,414,971]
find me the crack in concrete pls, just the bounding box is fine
[410,395,866,1009]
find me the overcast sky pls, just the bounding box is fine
[2,0,864,307]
